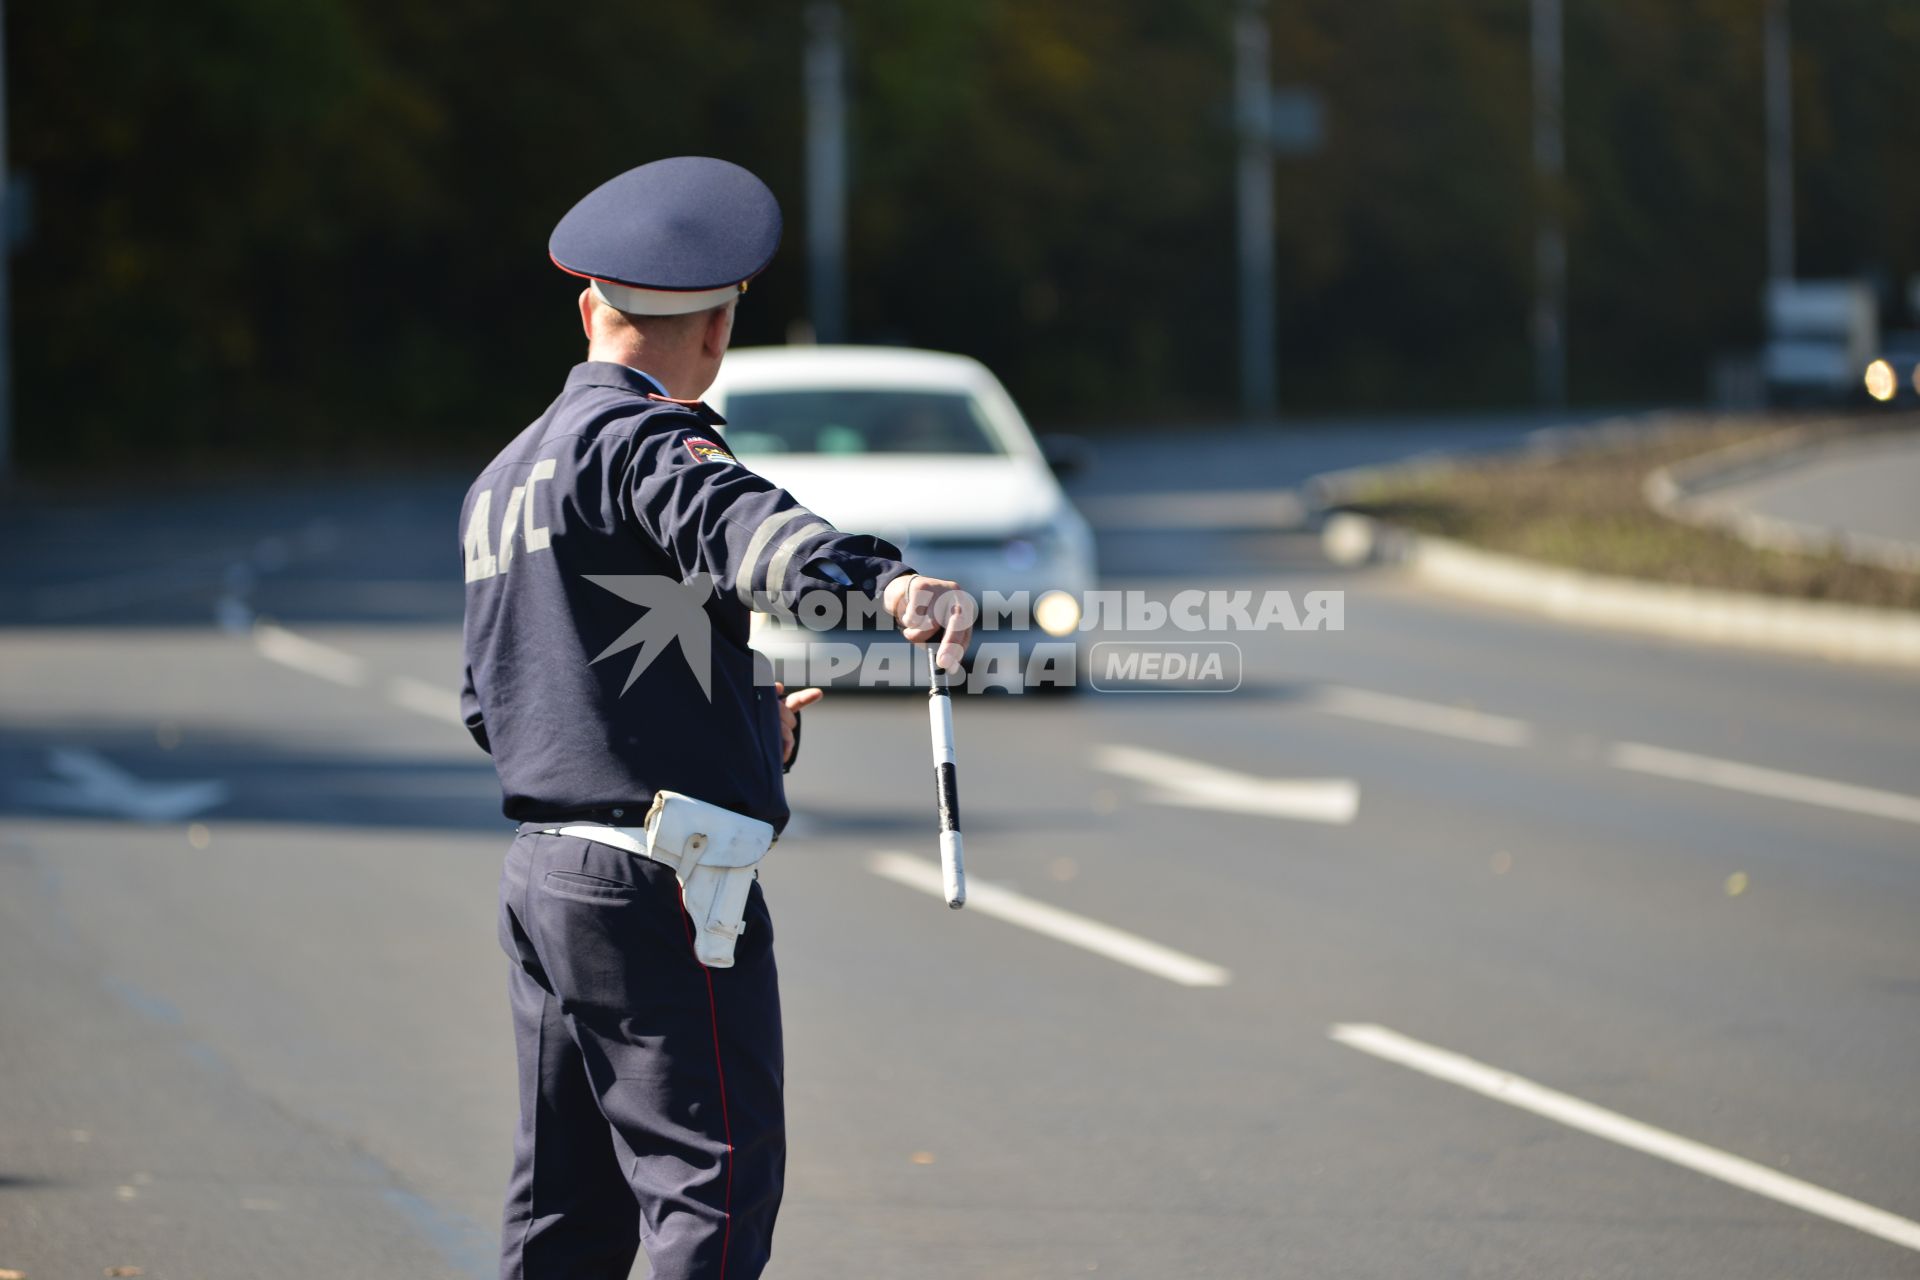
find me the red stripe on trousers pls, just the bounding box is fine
[682,903,734,1277]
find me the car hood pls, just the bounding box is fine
[736,455,1066,542]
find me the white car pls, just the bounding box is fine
[705,346,1097,690]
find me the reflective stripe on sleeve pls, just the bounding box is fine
[736,508,816,607]
[762,522,834,616]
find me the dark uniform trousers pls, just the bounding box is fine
[497,829,785,1279]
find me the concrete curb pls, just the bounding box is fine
[1645,425,1920,573]
[1321,511,1920,669]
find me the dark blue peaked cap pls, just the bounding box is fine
[549,157,782,315]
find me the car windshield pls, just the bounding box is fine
[721,389,1005,456]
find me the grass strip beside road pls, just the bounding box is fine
[1338,417,1920,611]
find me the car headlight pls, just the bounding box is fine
[1034,589,1082,636]
[1865,359,1897,402]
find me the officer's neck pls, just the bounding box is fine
[586,338,713,401]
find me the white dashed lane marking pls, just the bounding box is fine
[1309,685,1533,747]
[1331,1022,1920,1255]
[1609,741,1920,827]
[252,624,464,728]
[386,676,464,727]
[869,852,1231,988]
[252,622,366,687]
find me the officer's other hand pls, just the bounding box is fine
[883,574,974,672]
[774,682,823,765]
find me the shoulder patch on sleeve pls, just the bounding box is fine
[683,436,737,465]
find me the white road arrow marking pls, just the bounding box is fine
[1093,744,1358,824]
[18,748,229,823]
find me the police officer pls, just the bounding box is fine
[460,156,970,1279]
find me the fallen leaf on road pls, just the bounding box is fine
[0,1266,27,1279]
[104,1268,144,1277]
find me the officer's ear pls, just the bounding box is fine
[701,300,736,359]
[578,288,597,342]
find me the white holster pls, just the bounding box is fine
[539,790,775,969]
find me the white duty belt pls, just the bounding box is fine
[537,790,775,969]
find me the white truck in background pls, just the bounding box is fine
[1762,279,1878,405]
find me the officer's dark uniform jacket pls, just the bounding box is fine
[460,360,910,833]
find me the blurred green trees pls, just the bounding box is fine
[10,0,1918,466]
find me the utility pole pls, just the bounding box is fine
[1530,0,1567,408]
[804,2,848,344]
[1763,0,1794,283]
[1234,0,1276,421]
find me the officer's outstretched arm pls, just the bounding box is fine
[629,423,912,611]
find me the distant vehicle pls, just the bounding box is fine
[1764,279,1878,405]
[705,346,1097,690]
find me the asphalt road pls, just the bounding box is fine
[1686,429,1920,562]
[3,420,1918,1279]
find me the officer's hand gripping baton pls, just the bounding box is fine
[928,667,965,908]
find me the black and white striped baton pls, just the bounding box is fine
[928,667,966,908]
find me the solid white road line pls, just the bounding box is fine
[1093,744,1358,824]
[1311,685,1533,747]
[252,622,366,687]
[1330,1022,1920,1255]
[1609,741,1920,827]
[869,852,1231,988]
[386,675,464,727]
